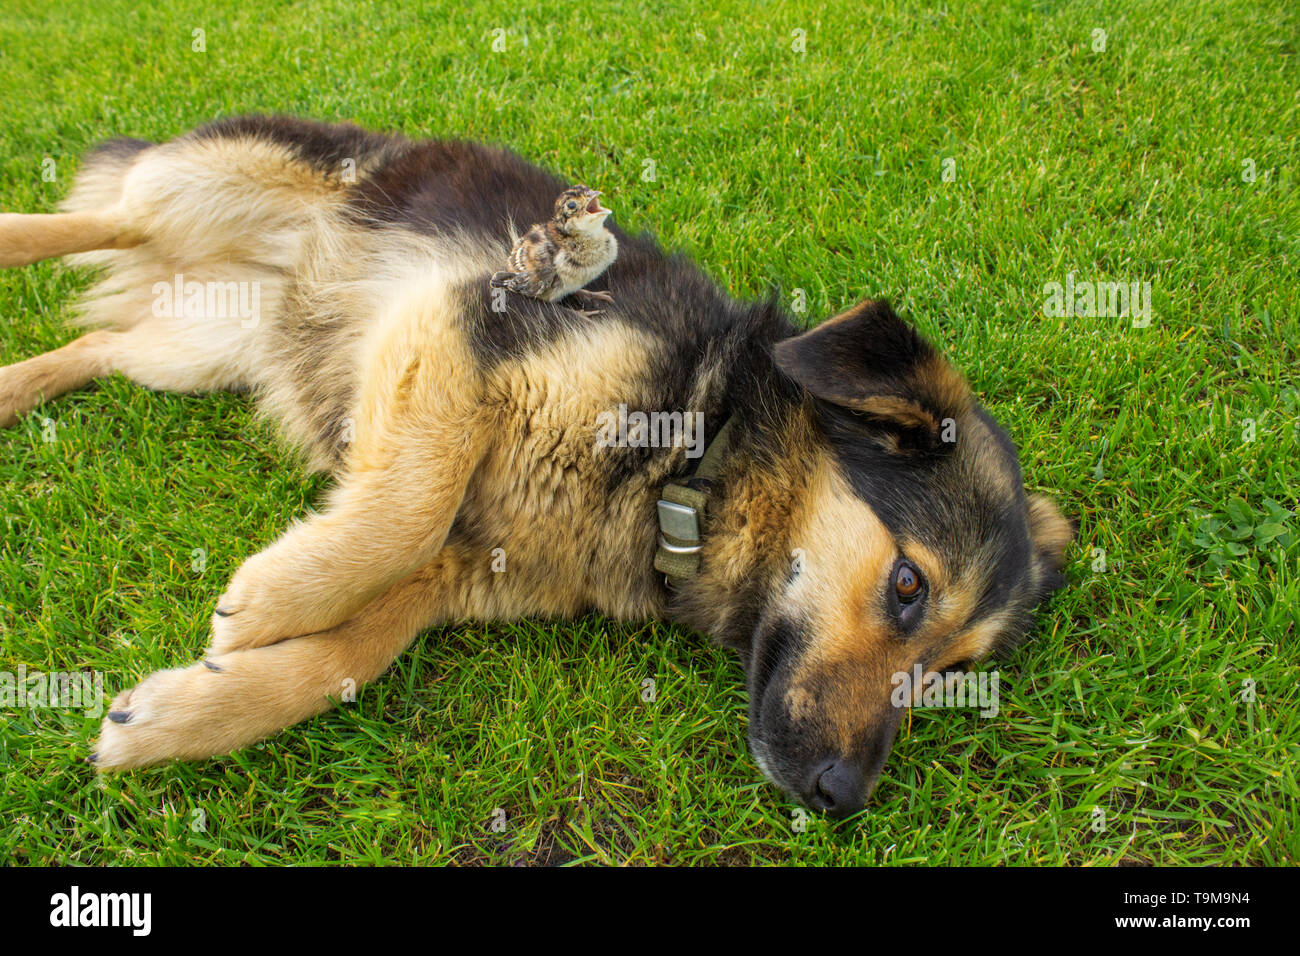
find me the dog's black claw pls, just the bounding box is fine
[214,607,233,617]
[107,710,132,724]
[202,659,223,672]
[86,752,98,764]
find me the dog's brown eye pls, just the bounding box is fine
[895,562,922,603]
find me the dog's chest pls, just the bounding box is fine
[449,320,670,619]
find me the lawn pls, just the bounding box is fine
[0,0,1296,865]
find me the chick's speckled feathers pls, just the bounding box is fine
[496,221,566,299]
[491,185,617,311]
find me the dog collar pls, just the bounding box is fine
[654,415,735,586]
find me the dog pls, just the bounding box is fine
[0,116,1072,818]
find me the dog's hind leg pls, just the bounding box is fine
[89,560,452,770]
[0,330,120,428]
[0,317,258,428]
[0,204,147,426]
[0,209,141,268]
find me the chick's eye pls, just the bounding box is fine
[894,562,923,603]
[565,201,578,211]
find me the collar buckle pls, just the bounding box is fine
[653,415,735,586]
[656,500,702,554]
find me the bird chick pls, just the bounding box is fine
[490,185,617,316]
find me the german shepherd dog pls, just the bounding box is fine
[0,116,1071,818]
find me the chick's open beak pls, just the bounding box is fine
[584,190,611,216]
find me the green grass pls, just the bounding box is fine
[1,0,1297,865]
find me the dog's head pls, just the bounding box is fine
[742,300,1071,817]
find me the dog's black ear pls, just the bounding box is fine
[773,300,971,438]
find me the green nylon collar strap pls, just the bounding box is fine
[654,415,735,586]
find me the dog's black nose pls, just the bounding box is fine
[809,760,868,818]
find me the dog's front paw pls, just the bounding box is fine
[208,551,291,653]
[208,546,344,654]
[90,661,224,771]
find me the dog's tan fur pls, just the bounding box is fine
[0,120,1070,812]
